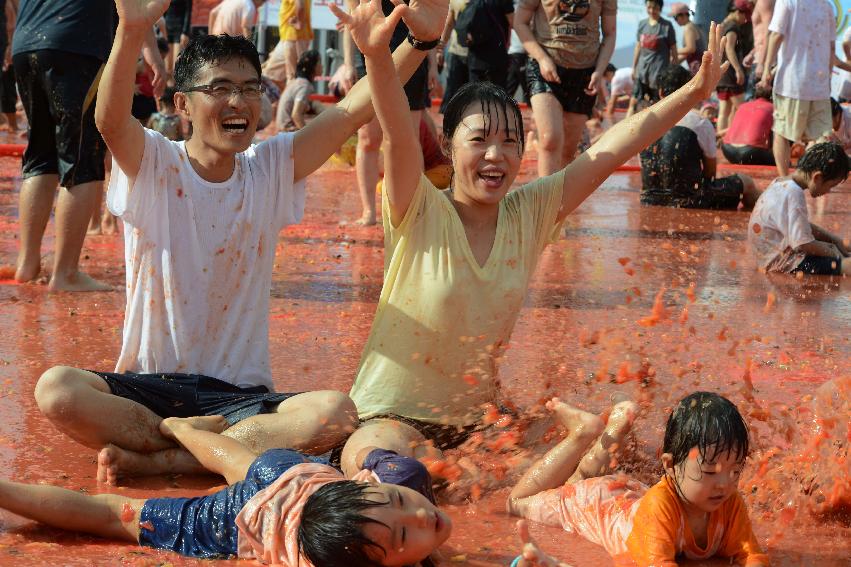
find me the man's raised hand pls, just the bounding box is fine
[116,0,172,28]
[330,0,404,57]
[393,0,449,43]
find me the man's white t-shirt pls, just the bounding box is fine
[211,0,257,36]
[678,110,717,158]
[748,178,814,272]
[107,130,306,389]
[768,0,835,101]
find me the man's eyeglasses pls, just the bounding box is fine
[182,82,266,100]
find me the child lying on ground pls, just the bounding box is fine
[507,392,769,566]
[0,416,451,566]
[748,142,851,276]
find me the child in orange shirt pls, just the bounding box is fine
[507,392,770,567]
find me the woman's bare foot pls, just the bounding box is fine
[159,415,229,442]
[97,444,148,485]
[14,253,41,283]
[546,397,605,440]
[48,271,111,292]
[354,213,377,226]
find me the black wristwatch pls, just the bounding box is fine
[407,33,439,51]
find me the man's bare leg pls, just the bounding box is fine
[0,479,144,542]
[49,180,110,291]
[531,93,566,177]
[36,366,358,483]
[158,416,255,484]
[15,173,57,282]
[87,184,104,235]
[561,112,590,167]
[355,117,382,225]
[773,133,792,177]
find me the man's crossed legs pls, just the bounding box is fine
[35,366,358,484]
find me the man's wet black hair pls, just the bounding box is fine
[657,65,692,98]
[831,97,842,117]
[797,142,850,183]
[646,0,664,8]
[159,86,178,107]
[173,34,262,91]
[442,82,525,157]
[157,36,169,55]
[296,49,321,81]
[605,63,617,74]
[663,392,749,467]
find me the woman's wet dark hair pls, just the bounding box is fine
[174,34,262,91]
[296,49,321,81]
[442,82,525,157]
[797,142,850,183]
[657,65,692,98]
[663,392,749,468]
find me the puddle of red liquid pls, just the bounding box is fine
[0,120,848,566]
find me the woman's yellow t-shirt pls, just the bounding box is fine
[278,0,313,41]
[349,171,566,426]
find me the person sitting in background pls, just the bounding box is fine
[606,66,633,117]
[276,49,322,132]
[670,2,705,74]
[749,142,851,276]
[641,65,760,210]
[721,84,774,165]
[146,86,183,141]
[828,98,851,154]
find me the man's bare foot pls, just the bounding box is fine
[101,214,120,235]
[159,415,229,442]
[48,271,111,292]
[546,397,604,439]
[14,253,41,283]
[97,444,149,485]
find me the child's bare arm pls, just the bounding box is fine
[553,24,730,223]
[159,417,257,484]
[796,239,843,259]
[810,222,850,255]
[96,0,170,180]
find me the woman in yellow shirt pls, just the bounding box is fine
[332,1,732,478]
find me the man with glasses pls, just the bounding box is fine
[34,0,449,484]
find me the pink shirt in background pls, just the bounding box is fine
[210,0,257,36]
[723,98,774,149]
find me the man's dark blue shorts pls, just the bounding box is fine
[93,371,298,425]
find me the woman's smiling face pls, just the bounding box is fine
[448,102,523,207]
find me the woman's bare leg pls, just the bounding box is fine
[0,479,143,542]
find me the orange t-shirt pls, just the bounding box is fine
[622,476,770,567]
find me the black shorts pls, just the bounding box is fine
[93,371,298,425]
[642,175,744,210]
[721,143,775,166]
[632,79,659,104]
[14,50,106,187]
[792,255,843,276]
[164,14,185,44]
[356,59,429,111]
[527,60,596,117]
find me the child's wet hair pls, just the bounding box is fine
[797,142,850,183]
[173,34,262,92]
[298,480,388,567]
[442,82,525,157]
[663,392,749,467]
[657,65,691,98]
[296,49,321,81]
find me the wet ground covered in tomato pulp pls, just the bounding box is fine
[0,121,848,566]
